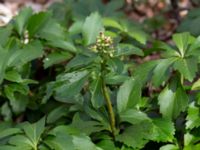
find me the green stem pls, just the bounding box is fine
[101,60,116,138]
[180,74,184,85]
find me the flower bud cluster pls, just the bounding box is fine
[91,32,114,58]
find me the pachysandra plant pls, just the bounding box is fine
[1,0,200,149]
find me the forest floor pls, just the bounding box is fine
[0,0,194,42]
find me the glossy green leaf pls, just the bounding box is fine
[45,133,75,150]
[116,122,153,149]
[69,114,104,135]
[133,60,158,85]
[90,76,104,108]
[47,105,69,124]
[0,128,21,139]
[120,20,148,44]
[27,12,51,37]
[82,12,104,45]
[186,102,200,129]
[54,70,89,102]
[8,40,43,67]
[184,132,200,150]
[46,40,77,53]
[151,118,175,142]
[97,140,116,150]
[4,84,29,113]
[191,78,200,90]
[9,135,33,149]
[0,46,9,83]
[22,117,45,147]
[0,25,12,46]
[152,58,176,87]
[115,44,144,57]
[172,32,191,57]
[105,73,129,85]
[173,57,198,82]
[38,18,65,40]
[0,145,22,150]
[117,78,141,113]
[69,21,84,35]
[1,102,12,121]
[73,135,102,150]
[5,70,22,83]
[14,7,33,35]
[159,144,179,150]
[158,78,188,119]
[66,54,97,69]
[43,51,72,69]
[120,109,150,124]
[103,17,123,30]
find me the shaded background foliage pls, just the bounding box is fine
[0,0,200,150]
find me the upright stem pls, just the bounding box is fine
[180,74,184,85]
[101,60,116,138]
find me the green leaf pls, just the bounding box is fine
[133,60,158,85]
[73,135,102,150]
[172,32,191,57]
[0,25,12,46]
[103,17,123,30]
[22,117,45,147]
[186,102,200,129]
[158,78,188,119]
[105,73,129,85]
[1,102,12,121]
[46,40,77,53]
[173,57,198,82]
[120,109,150,124]
[184,144,200,150]
[107,58,124,74]
[43,51,72,69]
[128,29,148,44]
[97,140,116,150]
[0,145,22,150]
[46,125,102,150]
[47,105,69,124]
[152,58,176,87]
[103,0,124,16]
[69,21,84,35]
[38,18,65,40]
[116,122,153,149]
[44,133,75,150]
[184,132,200,150]
[160,144,179,150]
[120,20,148,44]
[151,118,175,142]
[82,12,104,45]
[54,70,89,102]
[14,7,33,35]
[69,113,104,135]
[5,70,22,83]
[8,135,33,149]
[8,40,43,67]
[27,12,51,37]
[117,78,141,113]
[66,54,97,69]
[4,84,29,113]
[115,44,144,57]
[0,128,21,139]
[90,76,104,108]
[0,46,9,83]
[191,78,200,90]
[84,106,110,129]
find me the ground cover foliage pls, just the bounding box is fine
[1,0,200,149]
